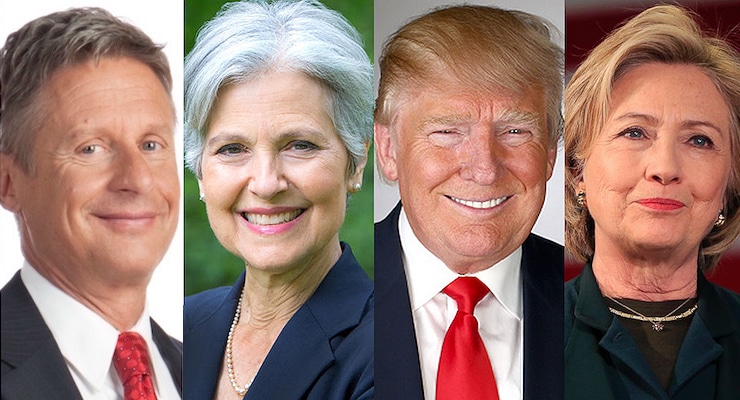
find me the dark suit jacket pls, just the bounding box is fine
[183,243,374,400]
[565,262,740,399]
[1,271,183,400]
[375,203,564,400]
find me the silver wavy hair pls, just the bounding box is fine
[184,0,373,178]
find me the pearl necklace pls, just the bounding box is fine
[225,289,253,396]
[606,296,697,332]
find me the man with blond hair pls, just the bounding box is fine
[374,4,564,400]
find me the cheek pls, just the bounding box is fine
[201,163,244,209]
[398,144,458,192]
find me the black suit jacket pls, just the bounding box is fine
[375,203,564,399]
[1,271,183,400]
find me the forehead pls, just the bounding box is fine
[393,78,546,127]
[38,57,174,131]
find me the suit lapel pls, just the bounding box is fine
[183,275,240,399]
[1,272,83,400]
[374,203,425,400]
[151,319,183,397]
[521,234,564,400]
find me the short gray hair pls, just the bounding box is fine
[0,7,173,173]
[184,0,373,178]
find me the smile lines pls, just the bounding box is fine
[242,209,303,225]
[448,195,510,209]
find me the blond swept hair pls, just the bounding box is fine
[565,5,740,270]
[375,5,563,149]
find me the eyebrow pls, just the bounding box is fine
[420,109,542,129]
[615,113,724,134]
[206,129,325,147]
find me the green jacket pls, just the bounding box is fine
[565,262,740,399]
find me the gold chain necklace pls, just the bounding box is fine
[605,296,697,332]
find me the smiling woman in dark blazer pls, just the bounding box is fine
[182,1,373,398]
[564,5,740,399]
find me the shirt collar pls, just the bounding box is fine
[399,208,523,319]
[21,261,153,392]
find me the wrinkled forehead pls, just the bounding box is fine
[389,75,547,128]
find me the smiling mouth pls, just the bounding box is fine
[448,195,510,209]
[242,210,304,225]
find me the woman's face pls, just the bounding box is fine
[581,63,732,259]
[200,70,362,274]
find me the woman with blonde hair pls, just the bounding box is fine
[564,5,740,399]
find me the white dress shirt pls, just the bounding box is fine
[399,209,524,400]
[21,262,181,400]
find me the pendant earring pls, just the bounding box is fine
[354,183,362,192]
[576,191,587,210]
[715,210,726,227]
[199,194,205,202]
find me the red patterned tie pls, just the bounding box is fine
[436,277,499,400]
[113,332,158,400]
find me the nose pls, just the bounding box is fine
[248,151,288,199]
[108,145,154,193]
[459,130,502,185]
[645,139,681,185]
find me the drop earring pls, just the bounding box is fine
[576,191,586,210]
[715,210,726,227]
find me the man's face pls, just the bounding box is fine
[376,77,556,273]
[2,57,179,286]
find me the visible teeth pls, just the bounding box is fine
[450,196,508,209]
[244,210,302,225]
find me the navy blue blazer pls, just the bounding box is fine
[0,271,183,400]
[375,203,564,400]
[183,243,374,400]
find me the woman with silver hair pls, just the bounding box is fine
[182,1,373,398]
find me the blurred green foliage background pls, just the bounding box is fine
[184,0,374,296]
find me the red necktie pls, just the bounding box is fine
[113,332,158,400]
[436,277,500,400]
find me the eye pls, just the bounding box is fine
[216,143,246,155]
[80,144,98,154]
[288,140,318,152]
[620,127,645,139]
[688,135,714,148]
[142,141,160,151]
[499,127,533,146]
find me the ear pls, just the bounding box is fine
[374,123,399,181]
[348,141,370,192]
[0,153,23,212]
[545,146,557,181]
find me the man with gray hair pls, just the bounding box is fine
[0,8,181,399]
[374,4,564,400]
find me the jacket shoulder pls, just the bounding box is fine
[183,285,233,332]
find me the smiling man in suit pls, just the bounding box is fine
[374,5,564,400]
[0,8,181,399]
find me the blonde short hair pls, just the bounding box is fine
[375,5,563,149]
[564,5,740,270]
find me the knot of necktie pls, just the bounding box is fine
[443,276,490,314]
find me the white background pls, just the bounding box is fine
[373,0,565,245]
[0,0,184,340]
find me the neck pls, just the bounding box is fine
[30,259,148,331]
[241,242,340,329]
[591,250,698,301]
